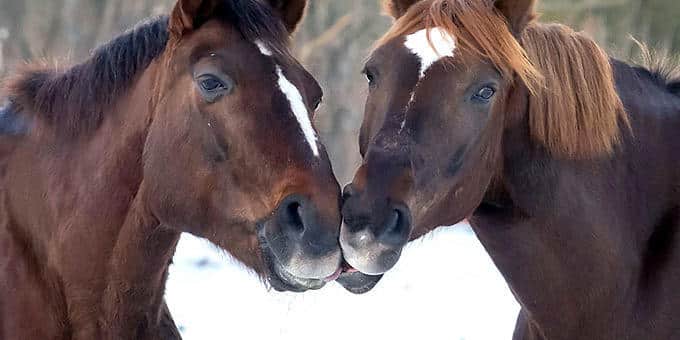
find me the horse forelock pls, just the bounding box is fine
[374,0,633,160]
[374,0,542,94]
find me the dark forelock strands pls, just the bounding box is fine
[2,0,294,138]
[221,0,293,60]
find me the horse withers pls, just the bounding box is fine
[340,0,680,339]
[0,0,343,339]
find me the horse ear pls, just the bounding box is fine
[264,0,308,33]
[169,0,221,36]
[383,0,420,19]
[494,0,537,34]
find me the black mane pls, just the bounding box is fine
[221,0,292,57]
[669,79,680,96]
[2,0,291,137]
[4,17,169,136]
[637,65,680,97]
[630,46,680,97]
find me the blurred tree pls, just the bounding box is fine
[296,0,390,182]
[0,0,679,182]
[541,0,680,59]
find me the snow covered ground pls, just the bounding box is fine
[166,223,519,340]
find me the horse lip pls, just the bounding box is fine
[336,271,383,294]
[323,267,344,282]
[270,257,327,291]
[265,246,328,292]
[256,223,330,292]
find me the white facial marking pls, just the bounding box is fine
[276,66,320,157]
[399,28,456,133]
[404,28,457,79]
[254,40,320,157]
[255,39,273,56]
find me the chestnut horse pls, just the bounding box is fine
[340,0,680,339]
[0,0,344,339]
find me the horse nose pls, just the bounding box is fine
[276,195,308,236]
[342,183,357,206]
[267,194,341,278]
[275,194,340,254]
[377,203,411,244]
[340,187,412,275]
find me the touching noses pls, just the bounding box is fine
[340,130,415,275]
[340,182,412,275]
[266,193,342,279]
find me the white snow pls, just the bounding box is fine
[166,223,520,340]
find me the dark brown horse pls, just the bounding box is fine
[0,0,344,338]
[339,0,680,339]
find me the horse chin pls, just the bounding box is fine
[335,265,384,294]
[257,231,328,293]
[267,257,328,292]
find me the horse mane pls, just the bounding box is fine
[378,0,631,159]
[671,81,680,96]
[631,38,680,97]
[1,0,292,137]
[521,23,629,159]
[2,17,169,137]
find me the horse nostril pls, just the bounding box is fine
[384,210,400,234]
[342,184,356,204]
[378,205,411,245]
[279,199,305,235]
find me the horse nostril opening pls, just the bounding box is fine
[384,210,400,235]
[379,206,411,244]
[282,201,305,234]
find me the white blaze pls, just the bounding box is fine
[399,28,457,132]
[254,40,319,157]
[275,66,319,157]
[404,28,457,79]
[255,40,273,56]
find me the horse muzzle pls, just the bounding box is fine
[258,194,342,292]
[338,184,412,293]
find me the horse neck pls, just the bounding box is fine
[472,66,680,337]
[16,59,181,338]
[89,60,183,338]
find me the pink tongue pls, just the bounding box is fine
[342,261,359,274]
[323,262,362,282]
[324,268,343,282]
[344,267,358,274]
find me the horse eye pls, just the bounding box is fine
[312,97,322,111]
[200,77,225,92]
[366,72,376,86]
[474,86,496,101]
[363,67,377,87]
[196,74,234,102]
